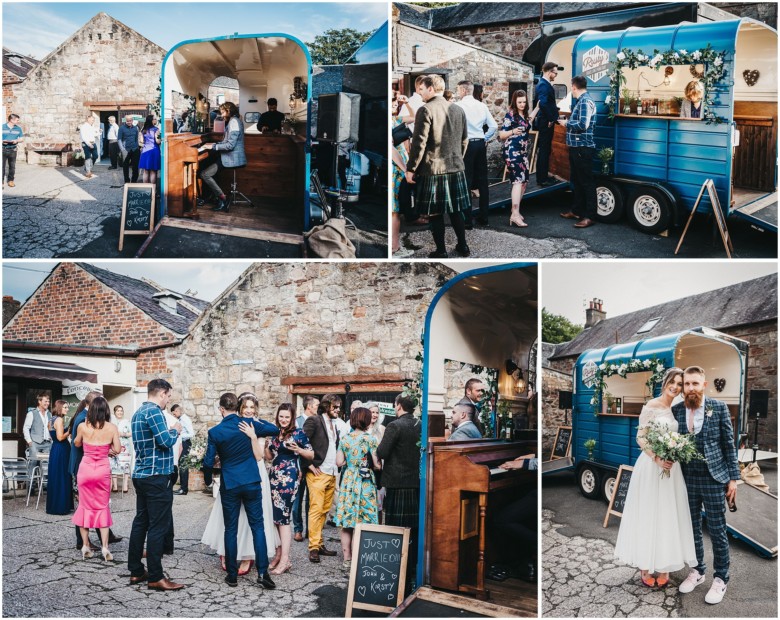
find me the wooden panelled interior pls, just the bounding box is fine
[733,101,777,193]
[549,118,571,181]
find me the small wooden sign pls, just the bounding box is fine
[603,464,634,527]
[346,523,410,617]
[675,179,733,258]
[119,183,156,251]
[550,425,572,460]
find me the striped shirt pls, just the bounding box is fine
[132,401,179,478]
[565,91,597,148]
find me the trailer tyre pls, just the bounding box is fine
[578,464,602,499]
[602,473,617,504]
[628,187,672,234]
[595,181,624,223]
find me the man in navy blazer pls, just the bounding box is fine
[202,392,279,588]
[534,61,560,186]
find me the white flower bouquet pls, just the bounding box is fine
[642,421,704,478]
[180,435,208,470]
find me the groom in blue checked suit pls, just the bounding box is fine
[672,366,740,605]
[203,392,279,588]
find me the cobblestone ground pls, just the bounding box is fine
[2,490,351,618]
[543,508,686,618]
[401,228,615,259]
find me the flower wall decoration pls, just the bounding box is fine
[589,356,667,413]
[605,44,728,124]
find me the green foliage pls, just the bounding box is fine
[306,28,372,65]
[542,308,584,344]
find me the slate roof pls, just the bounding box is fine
[395,2,655,30]
[79,263,208,336]
[550,273,778,360]
[3,47,39,80]
[312,65,344,98]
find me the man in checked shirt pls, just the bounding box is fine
[127,379,185,591]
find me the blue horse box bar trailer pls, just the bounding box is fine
[506,17,778,234]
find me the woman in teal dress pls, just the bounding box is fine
[334,407,381,570]
[46,400,73,515]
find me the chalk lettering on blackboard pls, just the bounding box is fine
[551,426,572,460]
[119,183,156,251]
[603,464,634,528]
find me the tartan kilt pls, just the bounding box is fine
[415,171,470,216]
[383,487,420,529]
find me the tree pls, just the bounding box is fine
[542,308,584,344]
[306,28,373,65]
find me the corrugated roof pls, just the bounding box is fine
[78,263,208,335]
[3,47,39,80]
[551,274,778,359]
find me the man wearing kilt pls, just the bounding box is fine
[377,394,422,589]
[405,74,471,258]
[672,366,740,605]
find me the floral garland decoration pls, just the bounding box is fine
[604,44,728,124]
[590,356,666,413]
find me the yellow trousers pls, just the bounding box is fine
[306,471,336,551]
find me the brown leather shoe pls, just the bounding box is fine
[309,549,320,563]
[129,571,149,585]
[147,578,185,591]
[318,546,337,557]
[7,181,15,187]
[294,532,304,542]
[560,211,579,220]
[574,218,596,228]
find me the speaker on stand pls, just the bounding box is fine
[748,389,769,462]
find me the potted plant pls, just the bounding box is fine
[620,88,634,114]
[597,147,614,175]
[584,438,597,460]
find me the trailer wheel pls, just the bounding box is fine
[602,473,617,504]
[578,465,601,499]
[628,187,672,234]
[595,181,624,223]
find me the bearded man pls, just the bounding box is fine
[671,365,740,605]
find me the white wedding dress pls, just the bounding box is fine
[614,404,697,573]
[201,443,280,561]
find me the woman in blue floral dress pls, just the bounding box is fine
[266,403,313,574]
[499,90,539,228]
[334,407,382,570]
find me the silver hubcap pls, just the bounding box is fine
[605,477,616,500]
[634,194,661,226]
[597,187,615,215]
[581,469,596,494]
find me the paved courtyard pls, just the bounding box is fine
[2,489,352,618]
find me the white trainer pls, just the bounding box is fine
[678,569,706,593]
[705,577,727,604]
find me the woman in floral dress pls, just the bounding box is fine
[499,90,539,227]
[334,407,382,570]
[266,403,313,574]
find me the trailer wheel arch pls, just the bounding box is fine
[595,180,625,223]
[627,186,673,234]
[577,463,602,499]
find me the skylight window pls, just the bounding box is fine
[636,317,662,334]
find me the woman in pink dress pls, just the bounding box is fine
[71,396,121,561]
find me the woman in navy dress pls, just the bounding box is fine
[265,403,313,575]
[138,114,161,184]
[46,400,74,515]
[499,90,539,228]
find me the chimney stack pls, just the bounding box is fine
[585,297,606,328]
[3,296,21,327]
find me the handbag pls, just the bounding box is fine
[392,122,413,147]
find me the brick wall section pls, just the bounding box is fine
[8,13,164,159]
[3,263,179,386]
[165,263,452,432]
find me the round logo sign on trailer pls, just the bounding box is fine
[582,360,598,388]
[582,45,611,83]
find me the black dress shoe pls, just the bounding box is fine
[257,572,276,589]
[428,250,448,258]
[212,198,229,212]
[318,546,337,557]
[455,243,471,257]
[309,549,320,563]
[465,222,474,230]
[225,576,237,587]
[173,489,187,496]
[108,531,123,544]
[476,216,489,226]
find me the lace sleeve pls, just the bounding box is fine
[636,405,656,452]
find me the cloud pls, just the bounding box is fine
[2,4,81,58]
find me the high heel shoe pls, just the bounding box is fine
[270,561,292,575]
[238,560,254,576]
[102,547,113,562]
[509,216,528,228]
[81,547,94,560]
[268,547,282,570]
[656,572,669,587]
[640,571,656,587]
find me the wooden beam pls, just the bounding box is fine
[281,373,408,386]
[160,216,304,246]
[415,586,530,618]
[292,382,407,395]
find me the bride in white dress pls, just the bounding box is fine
[201,394,281,574]
[614,367,697,587]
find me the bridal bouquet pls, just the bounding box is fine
[642,421,704,478]
[180,435,208,471]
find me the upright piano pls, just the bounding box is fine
[428,439,536,600]
[165,133,208,217]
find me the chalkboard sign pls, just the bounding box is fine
[675,179,733,258]
[603,464,634,527]
[550,426,572,460]
[346,523,410,617]
[119,183,156,250]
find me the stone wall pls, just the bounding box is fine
[166,262,454,432]
[713,2,777,28]
[394,20,534,177]
[439,21,539,66]
[542,366,573,458]
[9,13,165,156]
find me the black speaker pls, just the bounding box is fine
[315,141,338,187]
[317,95,339,141]
[749,389,769,419]
[317,93,360,142]
[559,390,572,410]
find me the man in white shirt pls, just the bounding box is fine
[171,404,195,496]
[23,392,52,486]
[455,81,498,228]
[106,116,120,169]
[78,114,100,178]
[405,75,427,132]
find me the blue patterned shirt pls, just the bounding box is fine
[565,91,597,148]
[132,401,179,478]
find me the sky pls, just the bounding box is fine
[543,261,778,325]
[2,1,388,59]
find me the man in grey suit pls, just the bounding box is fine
[405,74,471,258]
[22,393,52,486]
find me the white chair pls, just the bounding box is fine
[2,458,30,499]
[27,457,49,509]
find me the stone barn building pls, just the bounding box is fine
[7,13,165,165]
[165,262,454,431]
[3,47,38,114]
[542,274,778,454]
